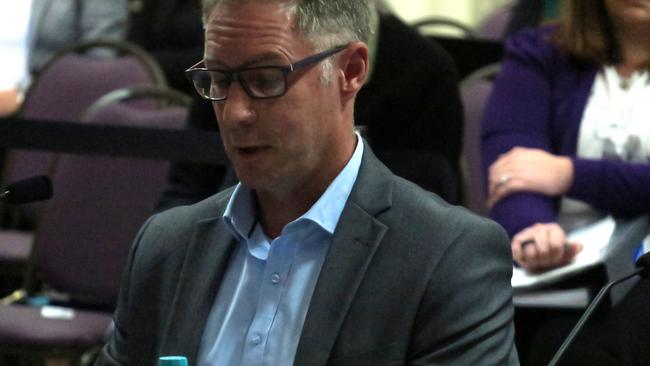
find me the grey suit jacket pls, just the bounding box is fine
[96,144,518,365]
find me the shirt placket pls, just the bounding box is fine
[241,234,296,366]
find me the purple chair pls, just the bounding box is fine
[0,86,187,365]
[81,84,191,120]
[459,63,501,217]
[412,16,477,38]
[5,39,166,222]
[0,231,33,279]
[0,40,166,289]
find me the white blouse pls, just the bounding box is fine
[578,66,650,163]
[558,66,650,237]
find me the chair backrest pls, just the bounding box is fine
[82,84,191,120]
[412,17,477,38]
[29,88,188,308]
[20,38,166,124]
[1,40,166,227]
[459,62,501,217]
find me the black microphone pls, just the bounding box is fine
[0,175,53,204]
[547,251,650,366]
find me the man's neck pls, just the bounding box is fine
[256,157,348,238]
[255,133,357,239]
[255,187,322,239]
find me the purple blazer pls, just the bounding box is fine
[481,27,650,237]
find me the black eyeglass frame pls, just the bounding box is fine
[185,44,349,101]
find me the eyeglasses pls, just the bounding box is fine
[185,44,348,101]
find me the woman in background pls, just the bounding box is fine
[482,0,650,273]
[482,1,650,364]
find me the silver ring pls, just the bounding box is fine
[499,174,510,185]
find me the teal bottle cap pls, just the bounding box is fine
[158,356,188,366]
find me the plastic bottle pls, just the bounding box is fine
[158,355,188,366]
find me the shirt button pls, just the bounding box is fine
[251,335,262,345]
[270,273,281,284]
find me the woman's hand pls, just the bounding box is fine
[487,147,574,207]
[512,223,582,272]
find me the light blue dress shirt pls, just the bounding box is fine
[197,134,364,366]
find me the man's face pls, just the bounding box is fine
[204,1,351,197]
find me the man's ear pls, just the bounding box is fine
[338,42,369,99]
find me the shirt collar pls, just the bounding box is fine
[223,132,364,238]
[223,183,256,242]
[299,133,363,234]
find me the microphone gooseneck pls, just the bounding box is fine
[547,251,650,366]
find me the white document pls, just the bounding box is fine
[511,216,616,289]
[513,288,590,309]
[41,305,75,320]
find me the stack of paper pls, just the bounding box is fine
[511,216,616,289]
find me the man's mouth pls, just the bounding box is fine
[235,145,271,158]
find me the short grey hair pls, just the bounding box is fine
[201,0,375,83]
[202,0,373,47]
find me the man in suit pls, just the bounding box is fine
[95,0,518,365]
[155,9,464,212]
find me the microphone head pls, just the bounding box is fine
[1,175,53,204]
[635,251,650,278]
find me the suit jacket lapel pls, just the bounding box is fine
[159,200,237,364]
[295,143,394,366]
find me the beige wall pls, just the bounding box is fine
[384,0,513,30]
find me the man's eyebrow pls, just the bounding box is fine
[205,52,290,69]
[243,52,289,67]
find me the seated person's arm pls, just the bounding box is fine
[481,29,577,271]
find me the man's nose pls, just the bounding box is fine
[218,81,256,125]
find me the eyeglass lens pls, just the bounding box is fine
[191,67,287,100]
